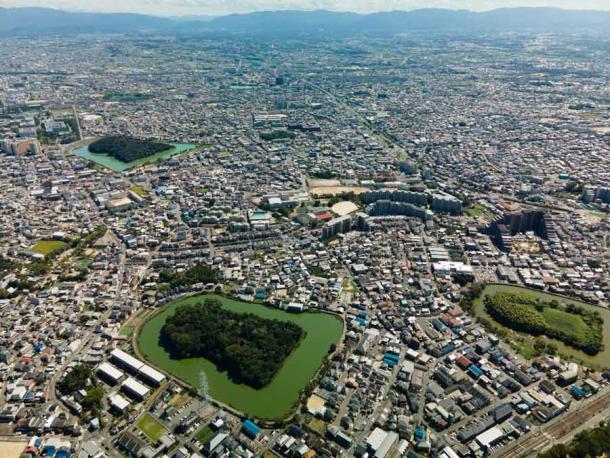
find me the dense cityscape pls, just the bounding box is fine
[0,9,609,458]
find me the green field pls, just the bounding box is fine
[119,326,135,336]
[341,279,357,293]
[73,143,196,172]
[31,240,68,256]
[464,203,488,218]
[195,425,215,444]
[137,294,343,420]
[130,185,148,198]
[77,256,94,270]
[473,284,610,368]
[137,414,167,442]
[541,307,589,337]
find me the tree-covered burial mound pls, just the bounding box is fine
[160,299,304,389]
[484,292,603,355]
[89,136,172,163]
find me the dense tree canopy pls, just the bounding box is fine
[539,420,610,458]
[260,130,295,141]
[57,364,92,396]
[159,262,217,288]
[0,256,17,274]
[89,136,172,162]
[484,292,603,355]
[160,299,304,388]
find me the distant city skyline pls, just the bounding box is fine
[1,0,609,16]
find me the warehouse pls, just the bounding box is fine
[366,428,399,458]
[110,349,144,374]
[96,362,124,385]
[121,377,150,401]
[138,364,166,387]
[475,426,504,450]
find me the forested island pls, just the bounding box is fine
[160,299,304,388]
[484,292,603,355]
[89,136,172,162]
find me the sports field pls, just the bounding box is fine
[31,240,68,256]
[137,413,167,442]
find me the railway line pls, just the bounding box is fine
[497,389,610,457]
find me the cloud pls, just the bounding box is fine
[0,0,608,15]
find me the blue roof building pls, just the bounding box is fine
[242,419,261,438]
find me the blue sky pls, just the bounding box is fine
[1,0,608,15]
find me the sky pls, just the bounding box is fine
[0,0,609,16]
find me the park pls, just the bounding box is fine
[136,294,343,420]
[472,284,610,368]
[73,139,196,171]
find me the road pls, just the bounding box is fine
[302,79,408,161]
[50,238,126,399]
[347,348,405,456]
[72,105,83,141]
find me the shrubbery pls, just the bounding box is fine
[159,262,217,288]
[90,136,172,162]
[484,292,603,355]
[539,420,610,458]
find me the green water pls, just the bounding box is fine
[73,143,196,171]
[473,284,610,368]
[137,294,343,420]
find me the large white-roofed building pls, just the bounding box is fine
[138,364,166,386]
[96,362,124,385]
[108,393,131,414]
[110,349,144,374]
[121,377,150,401]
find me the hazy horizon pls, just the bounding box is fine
[1,0,609,16]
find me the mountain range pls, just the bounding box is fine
[1,7,609,36]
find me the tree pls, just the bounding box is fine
[160,299,304,388]
[81,386,104,415]
[159,262,217,288]
[58,364,93,396]
[89,136,172,162]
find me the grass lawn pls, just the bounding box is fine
[119,326,135,337]
[473,284,610,369]
[130,185,148,198]
[510,338,539,359]
[308,418,327,435]
[464,203,487,218]
[137,414,167,443]
[341,279,357,293]
[77,256,94,270]
[542,307,589,339]
[31,240,68,256]
[195,425,215,444]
